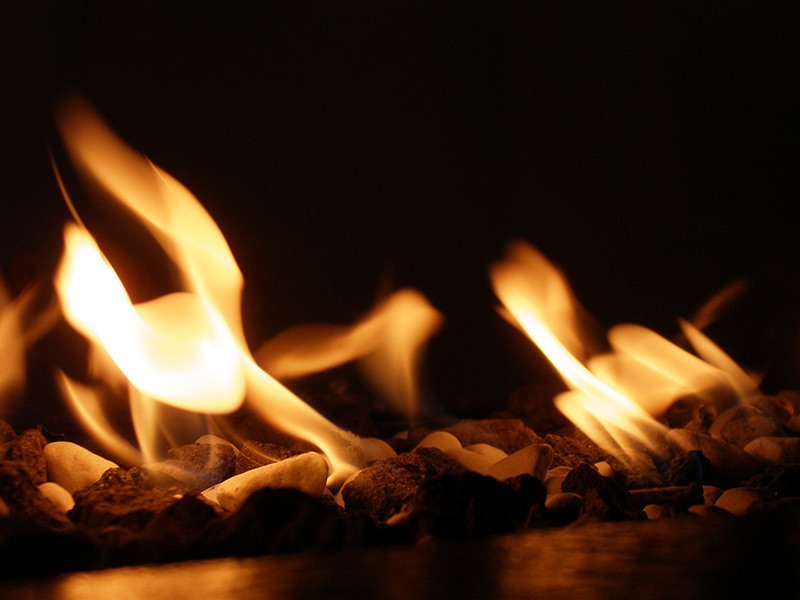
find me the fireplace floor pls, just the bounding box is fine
[4,509,798,599]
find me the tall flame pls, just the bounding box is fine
[52,97,375,485]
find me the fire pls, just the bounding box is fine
[52,97,424,486]
[255,288,443,420]
[489,240,758,468]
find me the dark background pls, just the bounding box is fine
[1,1,798,422]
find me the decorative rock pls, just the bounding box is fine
[464,443,508,463]
[709,406,783,448]
[714,487,767,516]
[488,444,553,482]
[361,437,397,462]
[594,461,613,477]
[0,497,9,517]
[543,492,584,525]
[38,482,75,513]
[442,419,544,454]
[665,429,760,483]
[143,442,236,495]
[195,434,237,448]
[744,437,800,467]
[43,441,119,494]
[702,485,724,505]
[544,466,572,495]
[7,428,48,485]
[643,504,663,519]
[414,431,495,474]
[214,452,329,512]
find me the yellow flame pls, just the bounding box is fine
[53,97,375,485]
[255,288,443,419]
[490,241,669,466]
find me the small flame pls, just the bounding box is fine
[0,278,59,413]
[52,97,374,485]
[490,241,762,468]
[255,288,443,419]
[489,242,665,466]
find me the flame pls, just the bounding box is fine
[490,241,762,468]
[0,278,59,412]
[255,288,443,419]
[53,97,375,485]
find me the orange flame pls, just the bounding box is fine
[52,97,378,485]
[255,288,443,419]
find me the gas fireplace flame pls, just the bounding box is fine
[255,288,443,420]
[489,241,760,468]
[51,96,389,485]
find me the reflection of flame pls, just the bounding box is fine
[490,241,758,468]
[255,288,443,420]
[52,97,387,485]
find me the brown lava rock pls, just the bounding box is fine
[660,450,713,486]
[443,418,545,453]
[235,441,301,475]
[0,420,15,444]
[0,460,72,530]
[4,428,48,485]
[341,447,467,522]
[561,463,645,521]
[69,468,186,531]
[544,431,607,469]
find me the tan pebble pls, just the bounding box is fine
[489,444,553,481]
[215,452,329,512]
[464,443,508,463]
[38,482,75,513]
[43,441,118,494]
[545,492,583,511]
[361,437,397,462]
[594,461,613,477]
[744,437,800,467]
[702,485,723,505]
[544,466,572,495]
[643,504,663,519]
[0,497,9,517]
[714,487,766,516]
[414,431,463,452]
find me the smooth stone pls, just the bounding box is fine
[38,481,75,513]
[43,441,119,494]
[361,437,397,462]
[488,444,553,482]
[714,487,767,516]
[0,497,9,517]
[594,461,613,477]
[195,434,237,448]
[464,443,508,463]
[544,466,572,495]
[643,504,663,519]
[214,452,329,512]
[665,429,760,482]
[703,485,724,505]
[544,492,583,511]
[414,431,495,474]
[744,437,800,467]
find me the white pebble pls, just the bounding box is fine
[360,437,397,462]
[702,485,723,505]
[38,482,75,513]
[414,431,495,474]
[544,466,572,495]
[594,461,613,477]
[43,441,118,494]
[214,452,329,512]
[714,487,766,516]
[488,444,553,482]
[643,504,663,519]
[414,431,463,452]
[744,437,800,467]
[464,444,508,463]
[545,492,583,511]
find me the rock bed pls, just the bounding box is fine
[2,379,800,580]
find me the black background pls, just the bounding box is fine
[1,1,798,421]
